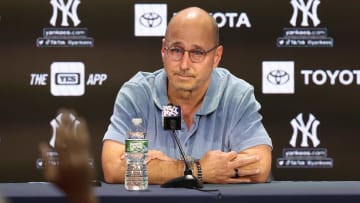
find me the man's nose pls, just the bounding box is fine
[179,51,191,70]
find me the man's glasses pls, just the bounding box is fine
[164,45,219,63]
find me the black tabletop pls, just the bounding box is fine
[1,181,360,203]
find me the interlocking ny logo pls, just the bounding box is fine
[289,0,321,27]
[50,0,81,27]
[49,113,80,147]
[289,113,320,147]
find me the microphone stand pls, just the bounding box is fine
[161,129,203,188]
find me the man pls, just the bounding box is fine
[102,6,272,184]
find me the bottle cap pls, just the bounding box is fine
[132,118,142,126]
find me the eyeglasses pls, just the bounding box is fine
[164,45,219,63]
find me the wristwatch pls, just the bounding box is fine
[184,156,194,171]
[194,159,202,182]
[184,157,202,182]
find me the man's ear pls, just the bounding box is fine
[212,45,223,68]
[161,38,166,62]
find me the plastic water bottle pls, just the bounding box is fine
[125,118,148,190]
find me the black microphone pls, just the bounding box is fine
[161,104,203,189]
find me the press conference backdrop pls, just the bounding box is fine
[1,0,359,182]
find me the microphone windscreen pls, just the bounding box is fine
[162,104,181,130]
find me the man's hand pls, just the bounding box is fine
[200,150,260,183]
[39,109,97,203]
[200,145,272,183]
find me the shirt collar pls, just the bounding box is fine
[154,69,169,110]
[154,68,223,115]
[198,69,223,115]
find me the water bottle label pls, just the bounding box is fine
[125,139,148,153]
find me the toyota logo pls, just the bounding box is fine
[267,69,290,85]
[139,12,162,28]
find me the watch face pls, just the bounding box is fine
[184,156,194,170]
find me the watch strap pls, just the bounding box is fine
[194,159,202,182]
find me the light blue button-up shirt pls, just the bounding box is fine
[103,68,272,159]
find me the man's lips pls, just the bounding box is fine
[175,73,195,80]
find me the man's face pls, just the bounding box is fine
[161,23,222,94]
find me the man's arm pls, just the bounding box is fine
[102,140,185,184]
[102,140,271,184]
[101,140,126,183]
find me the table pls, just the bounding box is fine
[1,181,360,203]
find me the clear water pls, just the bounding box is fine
[125,152,148,191]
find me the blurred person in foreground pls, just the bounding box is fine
[39,109,98,203]
[102,6,272,184]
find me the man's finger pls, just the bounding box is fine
[230,155,260,168]
[236,168,260,177]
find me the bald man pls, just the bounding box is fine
[102,7,272,184]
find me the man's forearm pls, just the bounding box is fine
[147,159,185,184]
[102,141,127,183]
[102,154,127,183]
[104,156,185,184]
